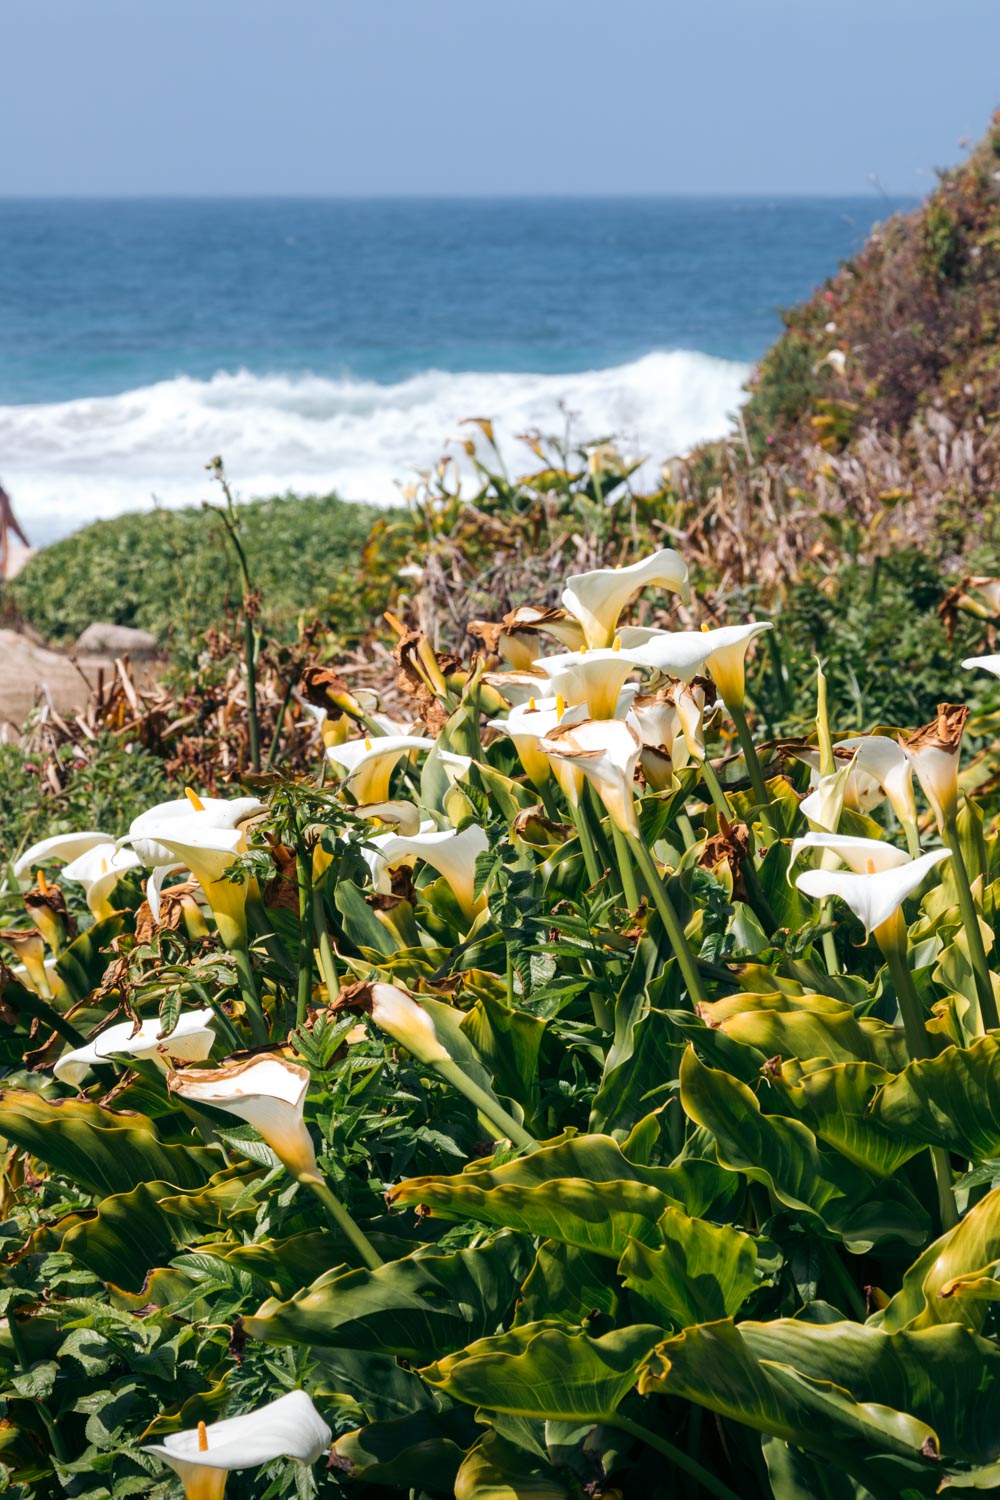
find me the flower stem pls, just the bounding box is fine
[728,700,782,841]
[879,929,958,1231]
[942,811,998,1034]
[434,1056,538,1151]
[613,1416,742,1500]
[313,898,341,999]
[700,756,734,822]
[626,833,707,1010]
[610,822,641,912]
[571,800,602,887]
[295,848,313,1029]
[189,980,244,1053]
[300,1173,383,1270]
[231,941,269,1046]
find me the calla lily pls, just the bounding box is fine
[481,668,549,706]
[54,1008,216,1087]
[143,1389,331,1500]
[535,648,640,720]
[132,820,252,949]
[167,1054,317,1180]
[901,704,968,832]
[963,654,1000,678]
[13,830,116,882]
[0,929,56,996]
[59,842,143,918]
[791,832,950,937]
[368,981,450,1063]
[539,717,643,837]
[799,764,855,835]
[470,606,585,668]
[366,821,488,918]
[355,801,424,836]
[628,622,773,709]
[327,734,435,804]
[487,695,588,789]
[127,792,264,869]
[793,734,918,839]
[562,549,690,648]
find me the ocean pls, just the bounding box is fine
[0,196,908,545]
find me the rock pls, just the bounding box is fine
[75,622,159,657]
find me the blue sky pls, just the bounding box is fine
[4,0,998,196]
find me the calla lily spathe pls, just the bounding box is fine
[901,704,968,833]
[132,820,252,949]
[963,654,1000,678]
[365,821,488,917]
[327,734,435,804]
[54,1008,216,1087]
[144,1389,331,1500]
[791,832,950,937]
[561,549,690,648]
[13,830,116,882]
[539,717,643,837]
[61,842,143,918]
[127,794,264,869]
[167,1054,317,1181]
[487,695,587,791]
[535,648,639,720]
[368,981,450,1063]
[628,622,773,709]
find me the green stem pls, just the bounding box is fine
[231,941,269,1046]
[902,820,922,861]
[728,699,782,841]
[24,994,88,1050]
[626,834,707,1010]
[435,1056,538,1151]
[295,848,313,1029]
[243,613,261,773]
[189,980,243,1053]
[300,1173,383,1270]
[881,936,958,1231]
[266,674,299,771]
[821,1240,866,1320]
[699,756,733,823]
[313,897,341,1000]
[613,1416,742,1500]
[675,812,697,851]
[610,822,641,912]
[571,799,602,887]
[942,811,999,1033]
[8,1306,69,1463]
[820,899,840,976]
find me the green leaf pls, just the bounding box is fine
[243,1233,532,1360]
[767,1061,918,1177]
[704,991,907,1070]
[679,1049,929,1250]
[619,1206,758,1328]
[639,1317,1000,1481]
[59,1179,209,1290]
[421,1321,664,1422]
[515,1242,620,1329]
[877,1187,1000,1333]
[54,913,126,1002]
[388,1134,737,1259]
[334,878,399,957]
[0,1090,217,1196]
[331,1409,473,1491]
[873,1034,1000,1161]
[454,1433,572,1498]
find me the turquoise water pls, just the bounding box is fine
[0,196,906,540]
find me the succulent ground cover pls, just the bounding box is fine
[2,483,1000,1500]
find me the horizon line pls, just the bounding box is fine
[0,189,922,204]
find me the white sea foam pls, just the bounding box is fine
[0,351,750,545]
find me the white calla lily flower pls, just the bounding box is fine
[131,819,251,949]
[562,549,690,648]
[794,735,918,834]
[144,1389,331,1500]
[167,1054,317,1180]
[366,821,488,917]
[791,832,950,937]
[799,764,854,835]
[487,695,587,789]
[539,716,643,837]
[60,842,143,918]
[628,622,773,708]
[354,801,423,836]
[901,704,968,832]
[327,734,435,804]
[535,648,640,720]
[368,981,449,1063]
[13,831,116,882]
[54,1008,216,1088]
[127,793,264,869]
[963,654,1000,678]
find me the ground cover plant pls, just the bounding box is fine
[3,476,1000,1500]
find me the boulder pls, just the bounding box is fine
[75,622,159,657]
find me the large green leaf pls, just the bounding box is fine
[704,991,907,1071]
[619,1206,758,1328]
[589,996,677,1138]
[388,1135,737,1259]
[873,1035,1000,1161]
[0,1090,217,1196]
[639,1317,1000,1486]
[243,1233,532,1360]
[515,1242,620,1328]
[877,1187,1000,1333]
[454,1433,572,1498]
[768,1061,918,1177]
[330,1408,474,1491]
[421,1321,664,1423]
[460,994,547,1126]
[679,1050,929,1250]
[59,1179,208,1290]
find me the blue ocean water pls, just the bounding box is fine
[0,196,908,541]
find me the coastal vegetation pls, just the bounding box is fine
[1,118,1000,1500]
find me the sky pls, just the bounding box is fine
[3,0,999,197]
